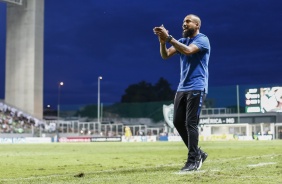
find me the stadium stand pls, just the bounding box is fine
[0,102,44,134]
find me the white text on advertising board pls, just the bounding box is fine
[200,118,235,124]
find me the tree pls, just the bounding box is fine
[154,77,175,101]
[121,77,175,103]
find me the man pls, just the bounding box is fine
[153,14,210,172]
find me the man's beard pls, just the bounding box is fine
[182,28,196,38]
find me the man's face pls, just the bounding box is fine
[182,16,198,38]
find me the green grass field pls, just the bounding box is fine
[0,141,281,184]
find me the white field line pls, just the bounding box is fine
[0,154,280,182]
[247,162,277,167]
[206,154,280,163]
[174,170,277,179]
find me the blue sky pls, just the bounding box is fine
[1,0,282,108]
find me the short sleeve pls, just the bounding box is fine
[193,35,210,51]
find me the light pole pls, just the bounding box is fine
[98,76,102,134]
[57,81,64,141]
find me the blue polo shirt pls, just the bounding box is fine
[176,33,210,93]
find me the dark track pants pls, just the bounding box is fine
[173,90,205,162]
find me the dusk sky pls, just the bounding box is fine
[1,0,282,108]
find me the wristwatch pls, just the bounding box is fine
[166,35,173,43]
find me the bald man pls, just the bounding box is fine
[153,14,210,172]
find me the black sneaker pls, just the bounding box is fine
[181,152,202,172]
[199,147,208,163]
[180,162,198,172]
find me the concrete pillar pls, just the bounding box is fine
[246,124,252,136]
[270,123,275,139]
[5,0,44,119]
[259,123,263,135]
[202,125,211,136]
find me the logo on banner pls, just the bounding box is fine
[163,104,174,128]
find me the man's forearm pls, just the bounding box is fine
[160,43,169,59]
[169,38,190,55]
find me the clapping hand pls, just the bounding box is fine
[153,24,169,44]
